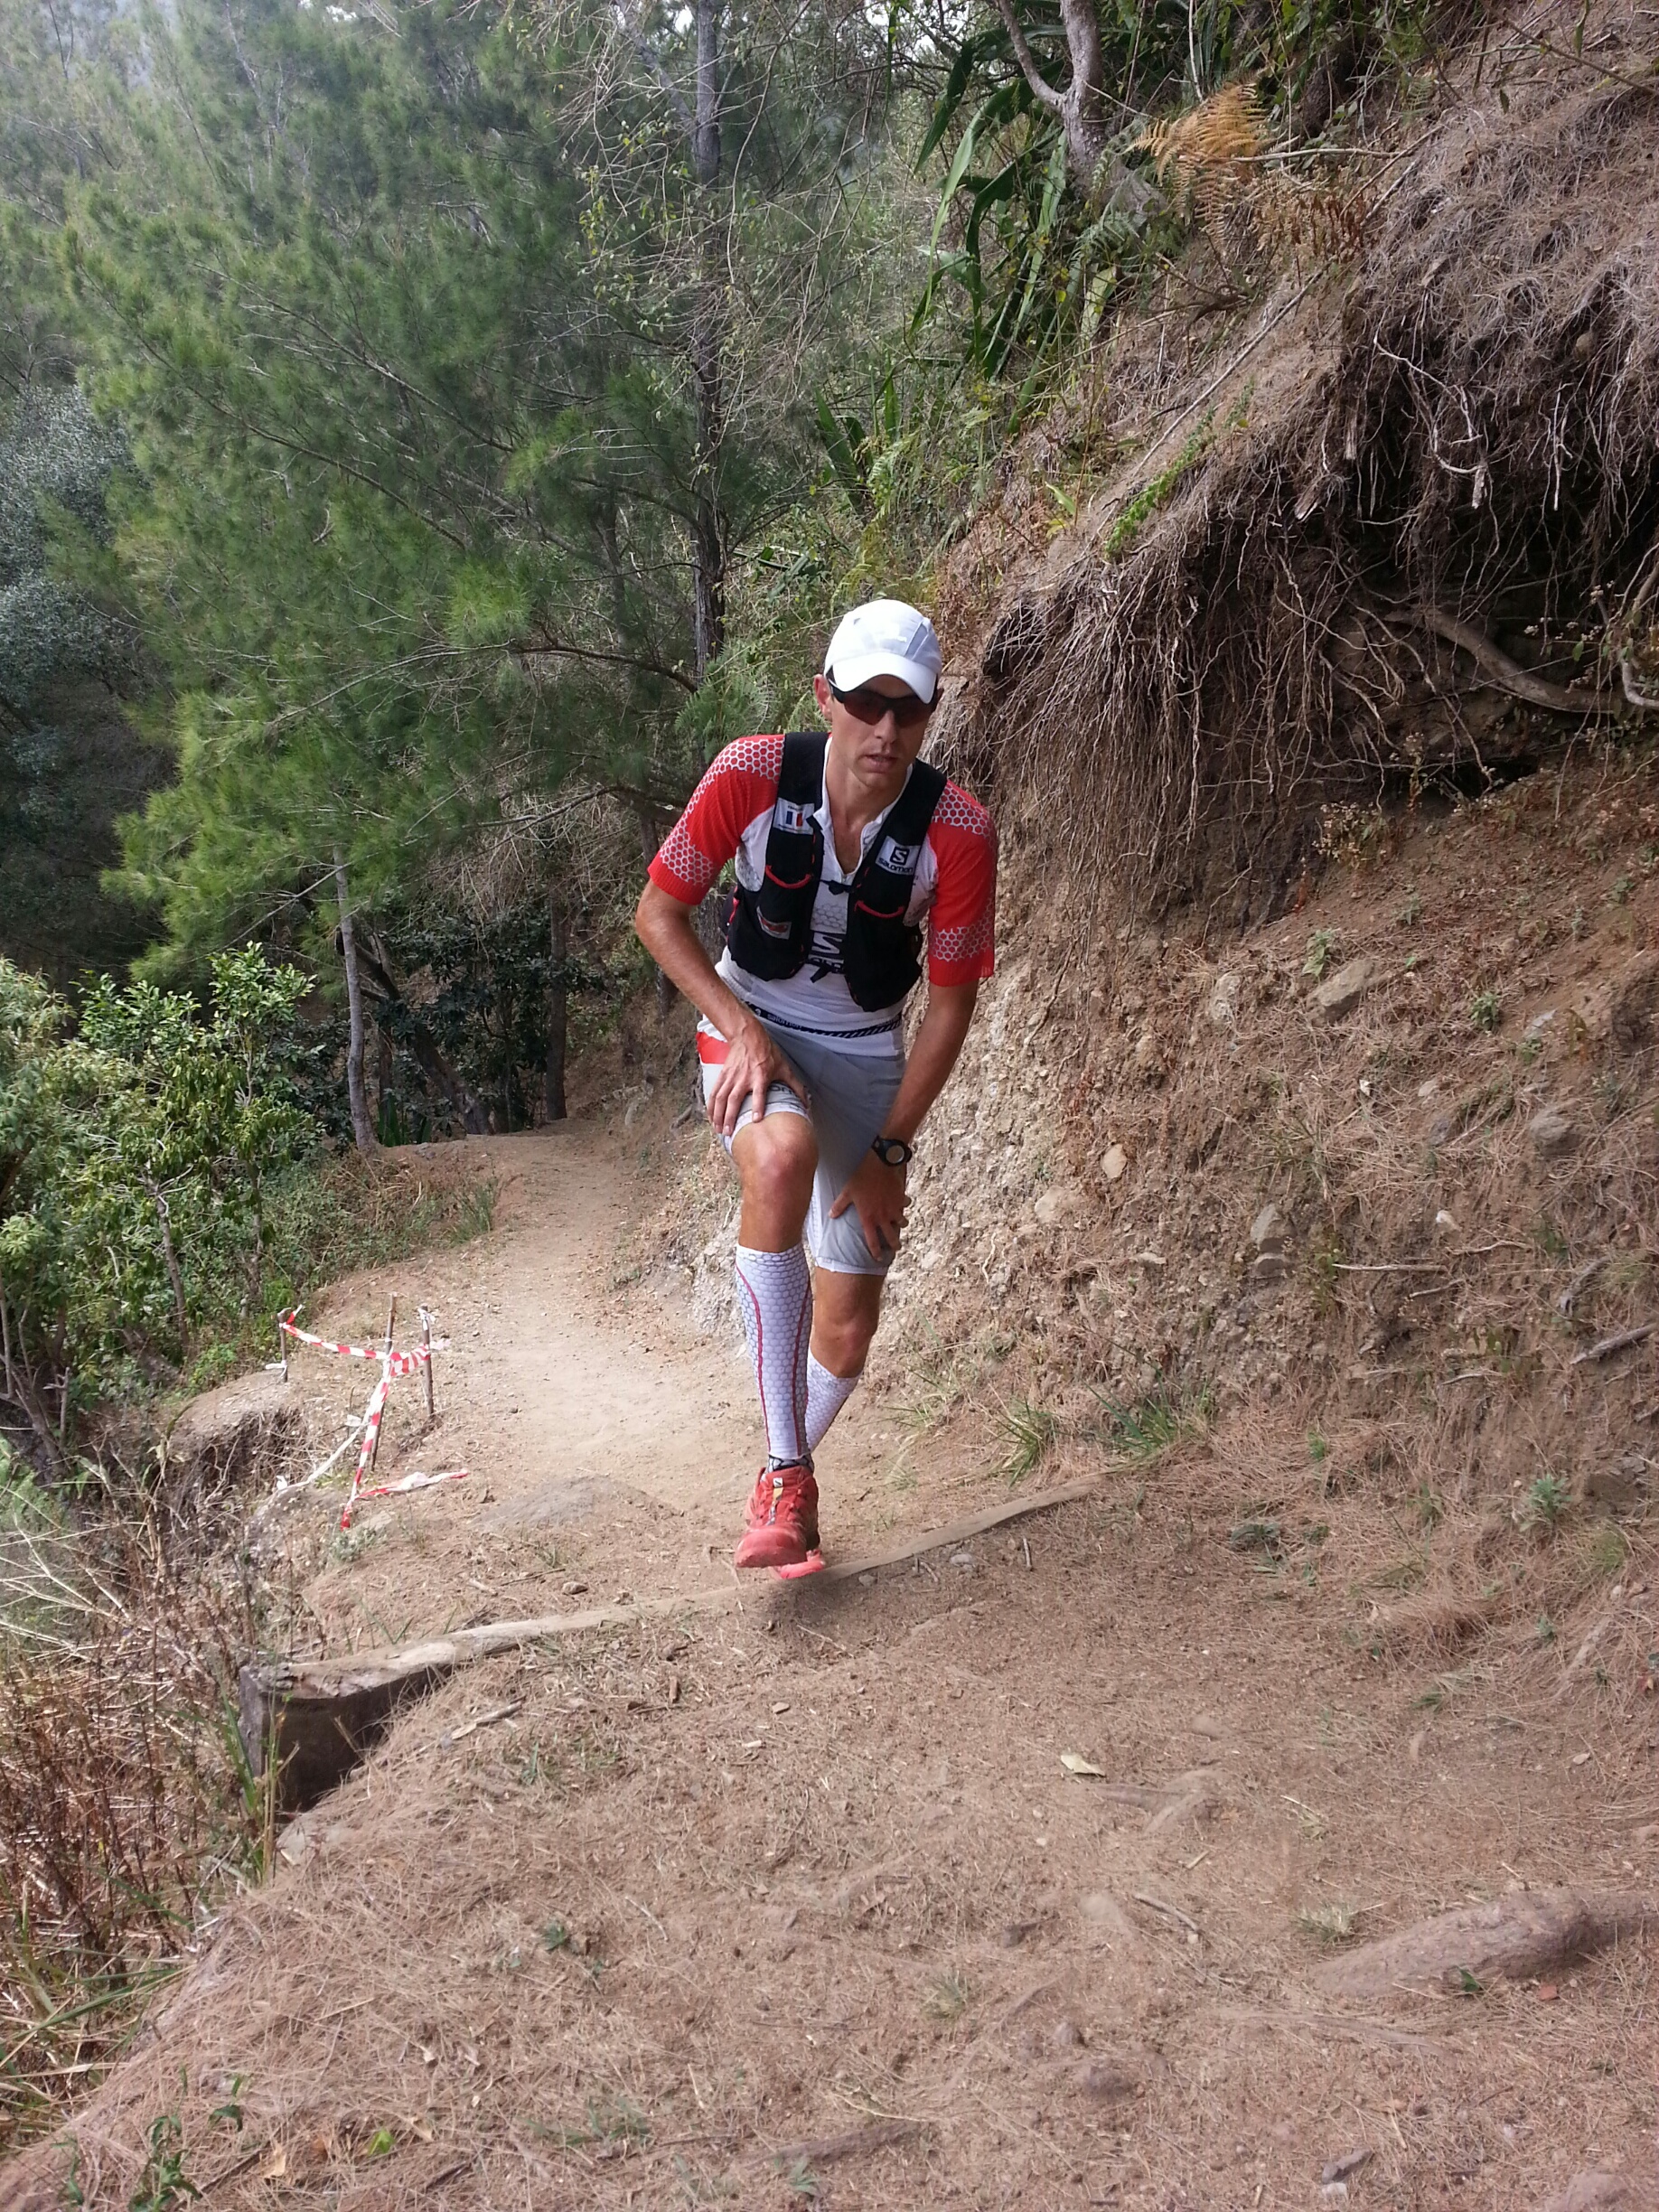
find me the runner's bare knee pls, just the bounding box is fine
[812,1308,875,1375]
[733,1115,817,1242]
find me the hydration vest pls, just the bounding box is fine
[724,730,947,1013]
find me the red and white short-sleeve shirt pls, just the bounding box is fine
[649,734,997,1056]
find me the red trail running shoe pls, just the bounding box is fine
[735,1463,819,1570]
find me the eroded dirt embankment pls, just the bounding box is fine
[8,745,1657,2212]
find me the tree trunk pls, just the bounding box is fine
[992,0,1149,204]
[1056,0,1107,182]
[690,0,726,680]
[356,929,490,1136]
[145,1178,190,1356]
[0,1275,67,1474]
[545,890,568,1122]
[333,848,378,1158]
[376,1020,394,1137]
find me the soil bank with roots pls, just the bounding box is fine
[930,0,1659,916]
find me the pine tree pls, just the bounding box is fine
[7,0,922,1108]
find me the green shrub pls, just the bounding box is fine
[0,948,341,1461]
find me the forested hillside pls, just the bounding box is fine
[7,0,1652,1068]
[0,0,1495,1461]
[3,0,1496,1109]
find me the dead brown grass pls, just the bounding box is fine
[938,7,1659,916]
[1367,1587,1504,1662]
[0,1518,269,2157]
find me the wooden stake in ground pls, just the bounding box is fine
[370,1297,396,1483]
[420,1307,435,1427]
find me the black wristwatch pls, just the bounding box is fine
[870,1134,914,1167]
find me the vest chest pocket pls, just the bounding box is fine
[726,731,945,1008]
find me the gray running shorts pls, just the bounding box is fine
[698,1017,905,1276]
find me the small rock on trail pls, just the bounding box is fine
[1250,1203,1286,1252]
[1610,949,1659,1050]
[1321,2148,1373,2186]
[1073,2058,1138,2105]
[1207,971,1241,1028]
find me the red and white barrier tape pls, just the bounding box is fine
[343,1367,393,1523]
[278,1312,440,1377]
[258,1305,468,1531]
[352,1467,468,1504]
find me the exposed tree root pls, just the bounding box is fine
[942,56,1659,915]
[1317,1887,1654,2000]
[1414,607,1608,717]
[762,2118,925,2168]
[239,1475,1105,1809]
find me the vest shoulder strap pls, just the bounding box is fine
[877,757,948,851]
[778,729,828,805]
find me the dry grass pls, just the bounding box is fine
[939,9,1659,916]
[0,1506,268,2157]
[1296,1898,1359,1945]
[1365,1588,1504,1663]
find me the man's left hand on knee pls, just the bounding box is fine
[830,1151,908,1260]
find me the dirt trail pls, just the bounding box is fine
[8,1107,1658,2211]
[285,1122,760,1645]
[263,1116,1008,1661]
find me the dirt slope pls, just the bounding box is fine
[6,755,1658,2212]
[14,1458,1657,2212]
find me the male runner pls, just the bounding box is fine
[634,598,997,1570]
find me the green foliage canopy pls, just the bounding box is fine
[55,0,685,964]
[31,0,904,976]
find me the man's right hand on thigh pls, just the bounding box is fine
[708,1016,809,1139]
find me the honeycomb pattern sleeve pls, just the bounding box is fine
[924,782,998,985]
[647,734,786,904]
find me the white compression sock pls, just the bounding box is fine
[733,1245,812,1466]
[805,1354,859,1453]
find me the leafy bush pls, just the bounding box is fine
[0,947,311,1464]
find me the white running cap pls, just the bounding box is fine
[823,598,942,705]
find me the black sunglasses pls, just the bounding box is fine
[830,680,933,729]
